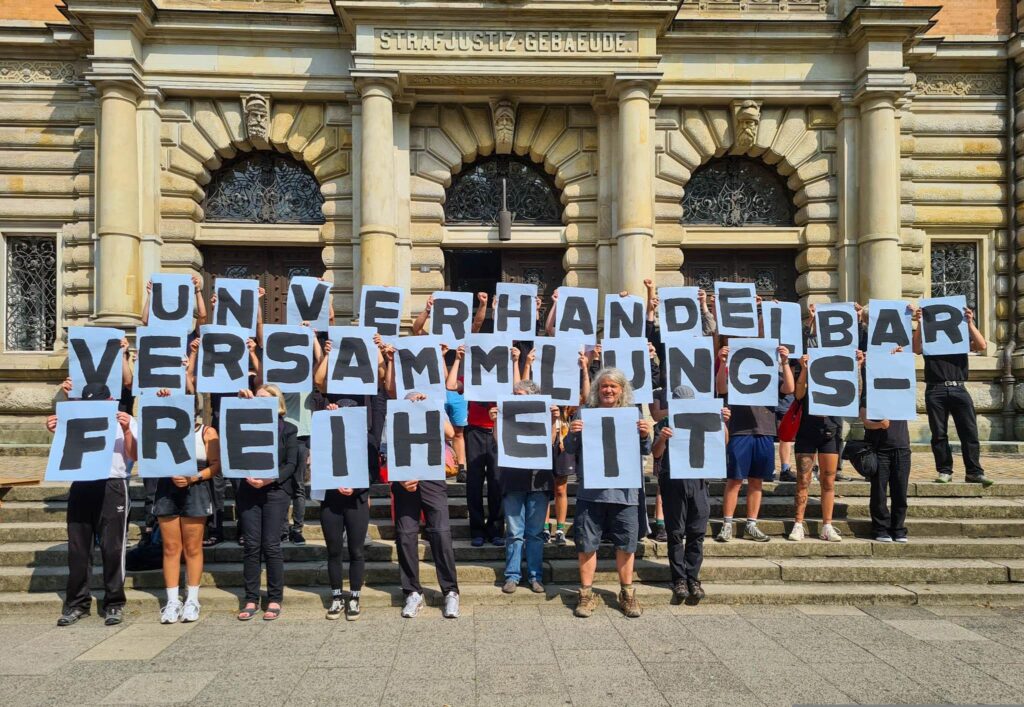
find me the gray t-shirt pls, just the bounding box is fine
[563,409,652,506]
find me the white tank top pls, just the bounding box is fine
[195,425,208,469]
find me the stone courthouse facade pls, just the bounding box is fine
[0,0,1021,439]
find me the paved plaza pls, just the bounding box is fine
[2,603,1023,706]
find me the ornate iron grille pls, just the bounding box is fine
[931,242,978,310]
[445,156,562,225]
[202,152,325,224]
[682,156,795,227]
[5,236,56,351]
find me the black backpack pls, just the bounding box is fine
[841,439,878,479]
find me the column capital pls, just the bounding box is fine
[607,72,662,100]
[352,71,400,99]
[86,61,145,98]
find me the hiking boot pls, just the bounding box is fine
[161,601,183,625]
[326,598,343,620]
[787,522,805,542]
[685,579,705,605]
[57,606,89,627]
[529,579,545,594]
[966,474,994,488]
[501,579,518,594]
[715,521,733,543]
[745,522,770,543]
[618,587,643,618]
[819,524,842,543]
[574,588,598,618]
[401,591,424,618]
[671,581,689,605]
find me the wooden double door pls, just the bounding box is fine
[201,246,326,326]
[444,248,565,325]
[681,249,799,301]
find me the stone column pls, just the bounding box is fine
[835,101,860,302]
[857,93,903,300]
[355,74,399,287]
[593,97,617,302]
[614,77,658,297]
[94,80,143,322]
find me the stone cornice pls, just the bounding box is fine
[842,4,939,50]
[64,0,156,40]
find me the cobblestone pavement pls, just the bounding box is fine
[1,604,1022,706]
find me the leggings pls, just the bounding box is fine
[320,489,370,592]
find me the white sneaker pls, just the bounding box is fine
[181,599,200,623]
[160,601,183,624]
[401,591,423,618]
[935,473,953,484]
[442,591,460,619]
[787,522,805,542]
[894,536,909,544]
[819,524,842,542]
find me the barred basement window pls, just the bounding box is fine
[931,242,978,310]
[681,156,795,227]
[203,152,325,224]
[445,155,562,225]
[5,236,57,351]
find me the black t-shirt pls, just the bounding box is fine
[923,353,968,383]
[727,403,777,437]
[865,419,910,450]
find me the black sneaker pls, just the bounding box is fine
[104,607,124,626]
[345,596,361,621]
[685,579,705,605]
[654,527,668,543]
[57,606,89,627]
[290,530,306,546]
[456,469,467,484]
[966,474,995,488]
[670,581,689,605]
[325,598,343,620]
[779,469,797,482]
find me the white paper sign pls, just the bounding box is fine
[429,291,474,347]
[866,348,917,421]
[213,278,259,336]
[807,347,859,417]
[667,397,727,480]
[196,325,250,394]
[868,299,913,350]
[815,303,859,349]
[532,336,583,404]
[663,335,716,399]
[919,295,970,356]
[657,286,702,338]
[762,301,803,357]
[600,338,653,404]
[45,401,119,482]
[68,327,124,398]
[310,407,370,490]
[149,273,195,332]
[494,283,538,341]
[580,407,642,490]
[218,396,279,479]
[496,395,553,470]
[714,282,758,337]
[726,338,779,407]
[603,294,645,340]
[555,287,599,344]
[262,324,314,394]
[133,327,186,396]
[385,399,447,482]
[326,326,379,396]
[360,285,404,343]
[463,333,512,402]
[286,277,331,330]
[137,394,197,478]
[394,335,447,402]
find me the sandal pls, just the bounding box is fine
[263,603,281,621]
[237,603,259,621]
[202,534,223,548]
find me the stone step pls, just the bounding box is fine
[0,429,53,445]
[0,444,49,458]
[3,581,1024,618]
[6,479,1023,502]
[6,536,1024,568]
[1,556,1017,593]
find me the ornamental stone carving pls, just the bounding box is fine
[731,99,762,152]
[914,73,1006,97]
[492,99,516,155]
[0,61,76,84]
[242,94,271,143]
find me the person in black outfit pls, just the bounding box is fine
[912,305,992,486]
[235,384,299,621]
[48,383,137,627]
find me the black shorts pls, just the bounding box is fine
[573,500,639,554]
[553,448,576,479]
[152,477,214,518]
[794,428,841,455]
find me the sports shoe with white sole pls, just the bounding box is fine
[787,522,805,542]
[160,601,183,625]
[715,521,733,543]
[401,591,423,619]
[819,524,842,542]
[181,599,200,623]
[442,591,460,619]
[875,534,894,543]
[745,522,770,542]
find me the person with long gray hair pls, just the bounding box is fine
[564,367,652,618]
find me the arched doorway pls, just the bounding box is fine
[680,156,799,301]
[199,152,326,322]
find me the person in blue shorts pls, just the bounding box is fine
[714,341,794,543]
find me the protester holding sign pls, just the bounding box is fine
[47,383,137,627]
[490,381,558,594]
[151,390,220,624]
[652,385,730,605]
[715,342,794,543]
[235,385,298,621]
[788,350,864,543]
[141,274,207,332]
[391,392,461,619]
[912,304,992,486]
[564,368,653,619]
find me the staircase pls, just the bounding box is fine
[1,477,1023,616]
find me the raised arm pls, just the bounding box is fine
[411,295,433,336]
[313,339,331,393]
[715,345,729,395]
[192,274,207,326]
[778,345,794,395]
[471,292,488,334]
[966,307,987,352]
[545,289,558,336]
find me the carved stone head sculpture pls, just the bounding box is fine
[243,94,271,142]
[732,99,762,152]
[492,99,516,155]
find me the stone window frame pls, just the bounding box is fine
[0,227,61,355]
[923,231,993,358]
